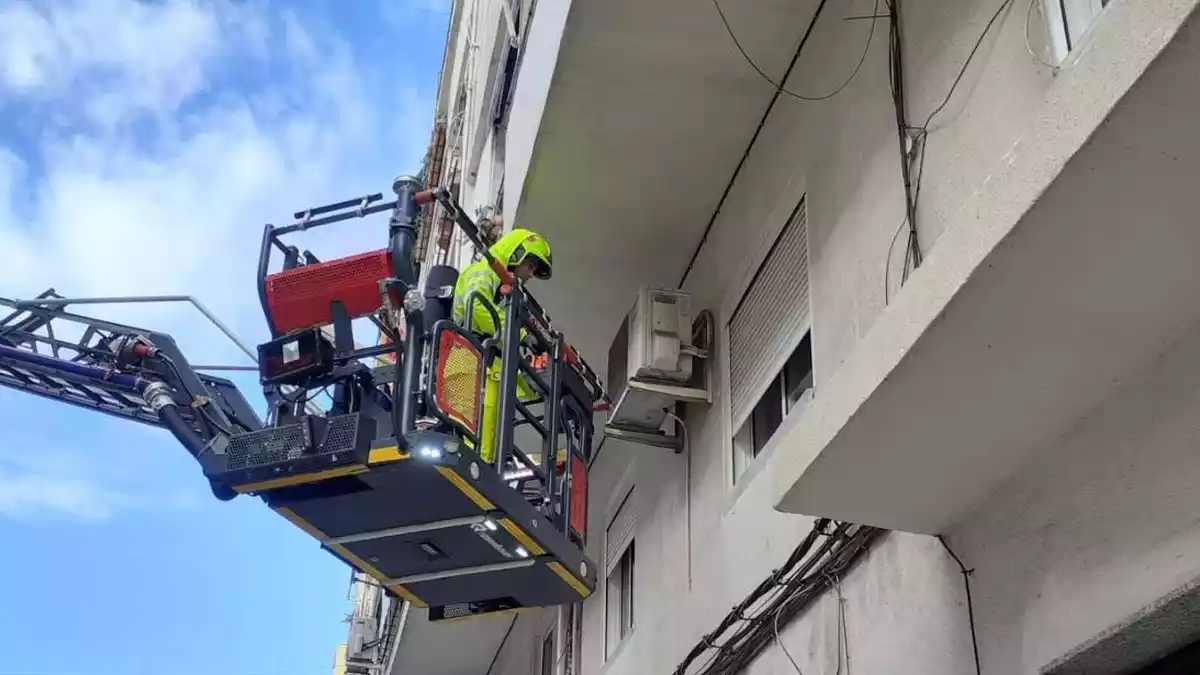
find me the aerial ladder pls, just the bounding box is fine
[0,175,610,622]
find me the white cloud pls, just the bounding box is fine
[0,0,433,361]
[0,467,129,520]
[0,398,205,521]
[0,0,271,126]
[0,0,437,519]
[0,462,201,522]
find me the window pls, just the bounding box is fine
[1044,0,1111,63]
[605,542,635,656]
[566,604,581,675]
[604,489,635,657]
[726,197,811,483]
[491,39,519,127]
[540,629,555,675]
[733,332,813,480]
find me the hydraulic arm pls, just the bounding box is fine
[0,174,611,621]
[0,291,262,500]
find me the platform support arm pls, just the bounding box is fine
[389,175,426,440]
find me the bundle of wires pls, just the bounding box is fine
[671,520,884,675]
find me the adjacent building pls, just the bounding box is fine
[332,573,401,675]
[380,0,1200,673]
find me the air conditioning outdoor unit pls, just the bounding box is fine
[605,286,710,449]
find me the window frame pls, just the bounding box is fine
[731,331,814,483]
[716,176,811,491]
[602,485,636,660]
[604,540,635,659]
[540,628,555,675]
[1043,0,1111,64]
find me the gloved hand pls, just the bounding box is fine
[521,332,545,356]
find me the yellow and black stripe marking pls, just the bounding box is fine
[368,444,410,465]
[435,465,495,510]
[499,518,545,556]
[547,561,591,598]
[235,443,407,494]
[234,464,368,494]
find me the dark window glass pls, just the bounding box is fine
[621,542,635,635]
[783,332,814,411]
[541,631,554,675]
[750,377,783,456]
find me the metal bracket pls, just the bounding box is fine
[602,424,684,452]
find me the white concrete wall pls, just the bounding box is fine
[428,0,509,273]
[559,1,1060,672]
[481,610,564,675]
[428,0,564,272]
[482,1,1200,675]
[417,0,1200,673]
[502,0,571,229]
[949,314,1200,674]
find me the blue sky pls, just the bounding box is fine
[0,1,449,674]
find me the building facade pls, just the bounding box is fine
[383,0,1200,673]
[331,572,402,675]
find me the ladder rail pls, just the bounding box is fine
[0,293,263,434]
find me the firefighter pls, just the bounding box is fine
[451,227,553,464]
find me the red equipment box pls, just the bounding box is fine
[265,249,392,334]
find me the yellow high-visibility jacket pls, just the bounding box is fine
[449,228,549,460]
[451,227,547,340]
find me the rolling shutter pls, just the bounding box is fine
[727,198,810,431]
[605,489,635,576]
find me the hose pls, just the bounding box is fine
[0,343,237,500]
[156,403,237,501]
[142,379,238,502]
[390,175,425,440]
[0,343,150,392]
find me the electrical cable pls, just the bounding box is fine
[774,598,806,674]
[678,0,832,289]
[706,526,873,675]
[937,535,982,675]
[1023,0,1060,70]
[671,521,883,675]
[710,0,880,102]
[883,0,1018,303]
[836,576,851,675]
[884,0,923,281]
[773,573,847,675]
[664,411,692,588]
[671,524,824,675]
[484,614,520,675]
[920,0,1017,133]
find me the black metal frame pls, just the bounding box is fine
[0,174,611,556]
[407,187,608,539]
[0,290,264,501]
[251,178,427,438]
[424,288,592,539]
[255,193,401,344]
[488,284,595,536]
[0,291,261,435]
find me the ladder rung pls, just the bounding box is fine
[0,357,162,426]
